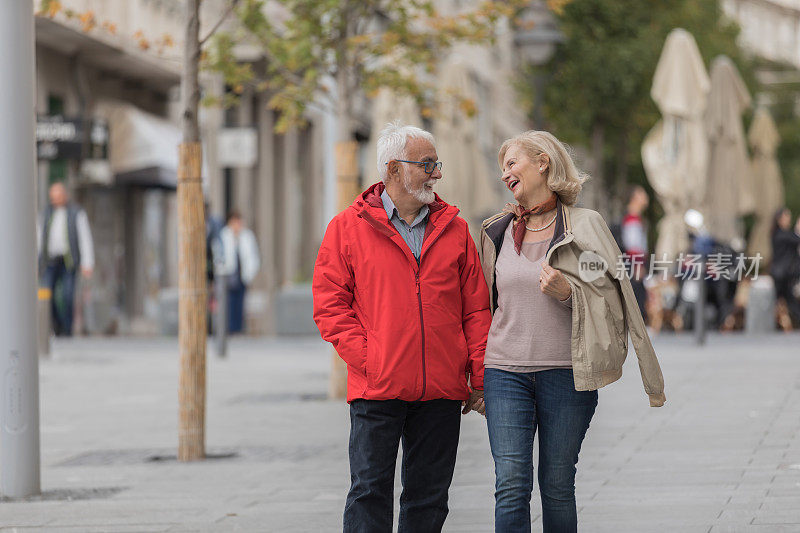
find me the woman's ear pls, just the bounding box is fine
[539,154,550,172]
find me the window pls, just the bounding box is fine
[48,94,67,184]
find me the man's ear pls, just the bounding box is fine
[386,160,401,181]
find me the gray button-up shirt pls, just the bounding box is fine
[381,188,429,260]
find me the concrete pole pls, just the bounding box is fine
[695,261,707,346]
[214,270,228,358]
[0,0,41,497]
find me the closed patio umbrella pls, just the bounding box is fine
[704,55,752,245]
[746,106,784,266]
[642,28,711,261]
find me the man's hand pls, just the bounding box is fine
[540,263,571,301]
[462,389,485,415]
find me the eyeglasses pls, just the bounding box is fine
[387,160,443,175]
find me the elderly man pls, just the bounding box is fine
[39,182,94,336]
[313,121,491,532]
[219,210,260,334]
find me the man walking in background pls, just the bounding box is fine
[313,122,490,532]
[220,210,260,334]
[39,182,94,337]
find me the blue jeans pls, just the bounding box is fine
[42,257,77,337]
[484,368,598,533]
[344,399,461,533]
[227,285,246,333]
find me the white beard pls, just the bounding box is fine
[404,176,436,204]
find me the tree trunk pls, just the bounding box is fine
[328,140,360,400]
[328,53,358,399]
[178,0,206,462]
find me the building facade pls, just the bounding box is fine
[34,0,556,336]
[36,0,186,335]
[724,0,800,70]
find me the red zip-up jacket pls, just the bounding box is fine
[312,182,491,403]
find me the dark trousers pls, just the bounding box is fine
[42,257,77,337]
[631,278,648,324]
[484,368,597,533]
[775,276,800,325]
[344,399,462,533]
[227,284,246,333]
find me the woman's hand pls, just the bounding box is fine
[540,263,571,301]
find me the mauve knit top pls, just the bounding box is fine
[484,223,573,372]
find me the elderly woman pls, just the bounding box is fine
[479,131,666,532]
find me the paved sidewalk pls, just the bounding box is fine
[2,332,800,532]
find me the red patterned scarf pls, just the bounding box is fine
[504,193,558,255]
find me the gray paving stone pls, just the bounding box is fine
[710,526,800,533]
[3,333,800,531]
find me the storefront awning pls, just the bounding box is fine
[94,101,182,189]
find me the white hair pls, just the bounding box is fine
[376,121,435,182]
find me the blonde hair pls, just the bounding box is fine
[498,131,588,206]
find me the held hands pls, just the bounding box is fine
[462,389,485,416]
[539,263,571,302]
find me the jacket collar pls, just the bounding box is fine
[354,182,459,263]
[357,181,448,213]
[379,187,429,227]
[483,197,570,255]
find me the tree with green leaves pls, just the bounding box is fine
[522,0,753,220]
[206,0,523,136]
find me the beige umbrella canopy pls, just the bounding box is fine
[365,88,421,184]
[642,28,711,261]
[747,106,784,265]
[704,55,752,245]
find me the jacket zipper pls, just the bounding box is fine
[362,205,458,402]
[413,213,459,401]
[414,270,426,401]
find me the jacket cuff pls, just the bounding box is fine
[648,391,666,407]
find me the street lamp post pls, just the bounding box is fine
[0,0,41,498]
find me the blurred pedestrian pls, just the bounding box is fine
[205,201,224,333]
[770,207,800,326]
[479,131,665,532]
[219,210,259,334]
[205,201,224,284]
[622,184,650,323]
[38,182,94,337]
[312,122,490,532]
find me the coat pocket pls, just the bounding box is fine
[364,330,382,388]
